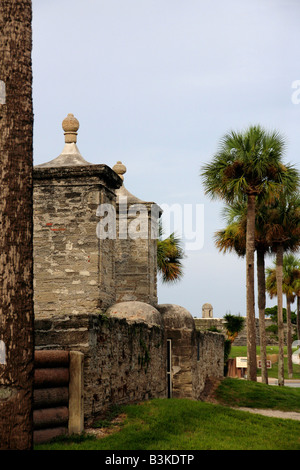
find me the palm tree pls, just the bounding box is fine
[201,125,298,381]
[293,277,300,340]
[264,193,300,385]
[284,255,300,376]
[215,200,269,383]
[0,1,34,449]
[157,223,185,283]
[266,253,300,379]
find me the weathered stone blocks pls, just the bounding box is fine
[33,166,121,317]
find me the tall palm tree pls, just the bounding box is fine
[215,200,269,383]
[0,1,34,449]
[201,125,298,381]
[284,255,300,377]
[266,253,300,379]
[293,277,300,340]
[157,223,185,283]
[264,193,300,385]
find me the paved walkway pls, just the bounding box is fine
[257,377,300,387]
[236,378,300,420]
[231,407,300,421]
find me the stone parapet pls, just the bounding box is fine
[35,306,225,423]
[35,313,166,423]
[194,317,296,346]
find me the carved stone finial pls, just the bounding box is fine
[112,161,127,181]
[62,113,80,144]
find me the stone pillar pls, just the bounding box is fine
[68,351,84,435]
[112,161,162,306]
[33,114,122,318]
[157,304,197,400]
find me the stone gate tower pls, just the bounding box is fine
[33,114,162,317]
[112,161,162,306]
[33,114,122,317]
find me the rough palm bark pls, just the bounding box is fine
[276,245,285,386]
[297,295,300,340]
[256,248,268,384]
[214,201,270,384]
[246,193,257,382]
[0,0,34,450]
[286,294,294,379]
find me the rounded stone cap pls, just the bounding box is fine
[106,301,162,327]
[157,304,195,330]
[112,161,127,181]
[202,303,213,308]
[62,113,80,143]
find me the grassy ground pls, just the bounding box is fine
[215,377,300,411]
[229,345,300,379]
[35,378,300,451]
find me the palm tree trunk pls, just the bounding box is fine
[246,193,257,381]
[0,0,34,449]
[256,248,268,384]
[276,244,285,386]
[286,295,293,379]
[297,296,300,340]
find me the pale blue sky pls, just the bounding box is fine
[32,0,300,318]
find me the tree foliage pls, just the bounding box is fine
[223,313,245,343]
[157,222,185,283]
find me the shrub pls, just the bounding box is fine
[223,313,245,343]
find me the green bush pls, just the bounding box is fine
[266,324,278,334]
[224,314,245,335]
[207,326,221,333]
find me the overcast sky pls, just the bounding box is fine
[32,0,300,318]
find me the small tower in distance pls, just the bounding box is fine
[202,303,213,318]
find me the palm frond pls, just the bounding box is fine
[157,229,185,284]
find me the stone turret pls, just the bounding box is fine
[33,114,122,317]
[112,161,162,306]
[202,303,213,318]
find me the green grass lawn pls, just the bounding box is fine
[215,377,300,411]
[35,379,300,451]
[230,345,300,379]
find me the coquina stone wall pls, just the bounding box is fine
[35,313,166,423]
[114,209,159,306]
[158,304,224,400]
[194,317,297,346]
[195,330,224,391]
[35,306,225,424]
[113,161,161,307]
